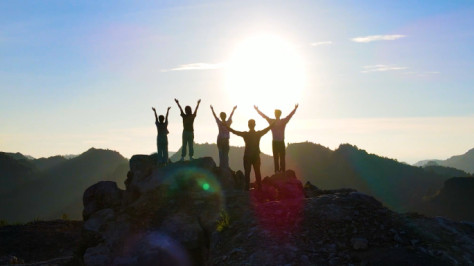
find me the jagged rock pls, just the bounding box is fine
[258,170,305,201]
[351,237,368,250]
[83,245,111,266]
[84,208,115,233]
[77,156,474,266]
[159,213,206,250]
[83,181,122,220]
[234,170,246,190]
[213,167,235,191]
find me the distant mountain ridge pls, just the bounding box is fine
[172,142,469,219]
[415,148,474,174]
[2,143,472,222]
[0,148,128,222]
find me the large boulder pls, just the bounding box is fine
[83,181,122,220]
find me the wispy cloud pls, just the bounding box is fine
[310,41,332,46]
[351,34,406,43]
[404,71,440,77]
[163,62,224,72]
[361,64,408,73]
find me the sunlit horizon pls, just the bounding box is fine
[1,1,473,165]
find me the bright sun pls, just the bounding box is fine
[226,35,305,111]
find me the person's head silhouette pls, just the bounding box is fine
[158,115,165,123]
[248,119,256,130]
[220,112,227,121]
[274,109,282,119]
[185,106,192,115]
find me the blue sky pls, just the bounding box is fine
[1,0,473,163]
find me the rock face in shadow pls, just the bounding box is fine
[79,156,474,265]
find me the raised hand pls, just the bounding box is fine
[254,105,259,111]
[198,99,201,104]
[295,104,299,109]
[210,105,214,110]
[167,107,171,110]
[233,105,237,110]
[152,107,156,112]
[175,98,179,104]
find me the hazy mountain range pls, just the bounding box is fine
[415,148,474,174]
[1,143,472,223]
[0,149,128,222]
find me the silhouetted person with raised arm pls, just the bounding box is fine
[211,105,237,169]
[175,98,201,161]
[254,104,299,173]
[226,119,273,190]
[152,106,171,165]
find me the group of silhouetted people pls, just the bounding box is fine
[152,100,298,190]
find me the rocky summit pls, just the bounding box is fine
[79,156,474,265]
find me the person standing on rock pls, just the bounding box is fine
[175,98,201,161]
[210,105,237,169]
[254,104,298,173]
[152,106,171,165]
[226,119,274,190]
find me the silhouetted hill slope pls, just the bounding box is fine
[422,165,471,177]
[0,152,36,195]
[415,148,474,174]
[424,177,474,221]
[3,152,35,160]
[32,155,68,171]
[444,148,474,174]
[0,148,128,222]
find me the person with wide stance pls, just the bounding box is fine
[254,104,298,173]
[227,119,273,190]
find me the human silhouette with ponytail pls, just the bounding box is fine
[152,106,171,165]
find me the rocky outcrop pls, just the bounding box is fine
[79,156,474,265]
[80,156,244,265]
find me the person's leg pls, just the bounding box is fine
[189,132,194,159]
[272,140,280,172]
[243,156,251,191]
[217,137,223,167]
[253,156,262,190]
[181,131,187,159]
[156,136,160,164]
[158,142,163,163]
[222,138,230,168]
[279,141,286,172]
[163,139,169,164]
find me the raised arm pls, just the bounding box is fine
[284,104,299,122]
[228,105,237,121]
[152,107,158,123]
[254,105,271,121]
[165,107,171,123]
[194,99,201,115]
[225,124,245,137]
[210,105,218,121]
[259,121,275,136]
[175,99,184,115]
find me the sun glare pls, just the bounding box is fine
[225,35,305,111]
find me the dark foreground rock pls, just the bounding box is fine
[76,156,474,265]
[0,220,82,265]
